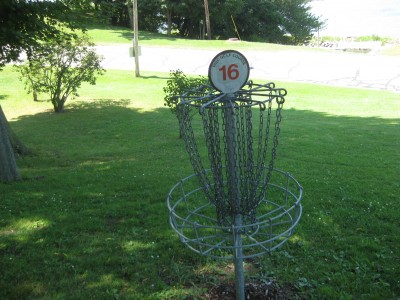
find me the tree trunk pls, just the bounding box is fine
[127,2,133,28]
[0,105,22,182]
[53,97,65,113]
[204,0,211,40]
[166,9,172,36]
[33,88,38,101]
[0,105,30,155]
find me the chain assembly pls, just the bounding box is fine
[176,81,287,227]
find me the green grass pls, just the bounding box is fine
[85,23,321,52]
[1,58,400,299]
[85,23,400,58]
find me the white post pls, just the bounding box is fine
[133,0,140,77]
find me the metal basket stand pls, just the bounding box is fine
[167,82,303,299]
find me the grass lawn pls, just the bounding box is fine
[85,23,400,57]
[86,23,322,53]
[1,24,400,298]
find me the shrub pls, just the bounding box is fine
[16,34,105,112]
[163,69,209,115]
[163,70,210,137]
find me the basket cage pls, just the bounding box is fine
[176,81,287,227]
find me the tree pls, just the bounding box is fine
[16,60,44,102]
[161,0,205,38]
[17,35,105,113]
[234,0,283,42]
[123,0,322,44]
[136,0,164,32]
[204,0,211,39]
[0,0,82,182]
[206,0,244,39]
[232,0,322,44]
[0,0,80,68]
[161,0,181,36]
[277,0,322,44]
[0,107,21,182]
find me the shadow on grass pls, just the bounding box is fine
[1,101,399,298]
[86,23,180,43]
[127,31,180,42]
[140,75,171,80]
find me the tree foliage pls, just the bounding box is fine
[95,0,323,44]
[277,0,322,44]
[163,69,209,115]
[16,35,105,113]
[78,0,323,44]
[0,0,81,68]
[53,0,323,44]
[163,69,210,137]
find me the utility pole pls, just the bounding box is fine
[133,0,140,77]
[204,0,211,40]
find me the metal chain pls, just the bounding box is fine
[261,93,285,195]
[177,104,212,201]
[177,83,286,227]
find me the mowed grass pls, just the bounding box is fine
[86,23,320,52]
[1,55,400,299]
[86,23,400,57]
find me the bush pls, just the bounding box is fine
[17,34,105,113]
[163,70,210,137]
[163,69,209,115]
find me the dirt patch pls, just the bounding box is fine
[204,278,302,300]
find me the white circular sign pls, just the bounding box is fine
[208,50,250,93]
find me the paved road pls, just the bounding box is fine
[96,45,400,92]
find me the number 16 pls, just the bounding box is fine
[219,64,239,80]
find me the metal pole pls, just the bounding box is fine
[234,216,244,300]
[230,15,241,40]
[133,0,140,77]
[223,95,244,300]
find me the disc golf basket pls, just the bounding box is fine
[167,51,303,299]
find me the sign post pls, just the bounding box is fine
[133,0,140,77]
[209,50,250,299]
[168,50,302,300]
